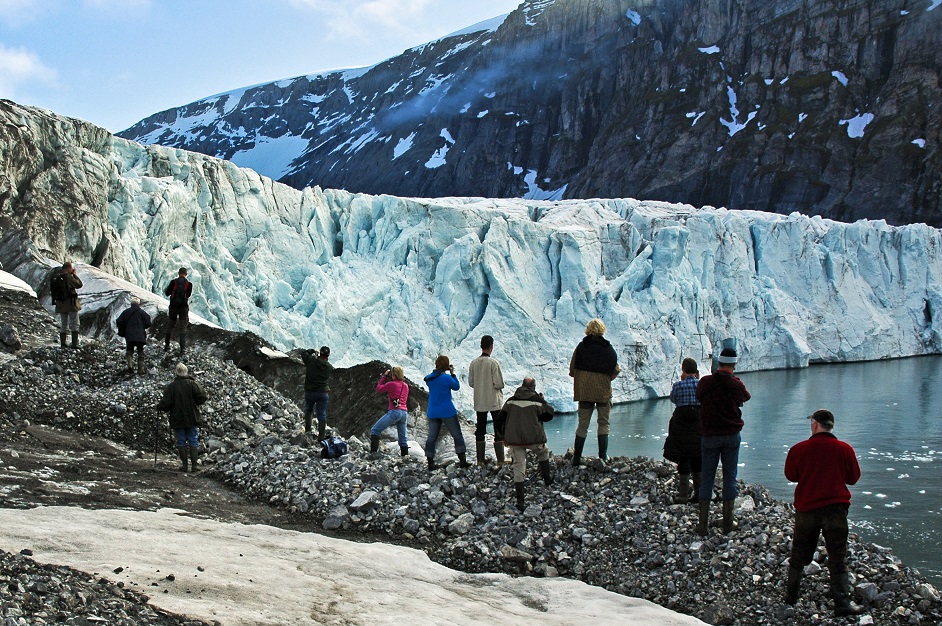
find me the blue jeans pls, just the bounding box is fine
[175,427,199,448]
[699,433,741,501]
[424,416,466,458]
[304,391,329,424]
[371,409,408,447]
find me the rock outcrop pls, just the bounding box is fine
[119,0,942,226]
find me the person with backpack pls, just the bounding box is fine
[50,261,83,349]
[156,362,208,472]
[370,366,410,457]
[498,377,555,511]
[163,267,192,355]
[115,296,152,375]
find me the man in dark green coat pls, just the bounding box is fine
[157,362,208,472]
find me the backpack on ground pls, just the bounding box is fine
[50,273,67,302]
[320,436,348,459]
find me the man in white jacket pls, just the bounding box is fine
[468,335,506,464]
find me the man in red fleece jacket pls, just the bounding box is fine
[784,409,863,616]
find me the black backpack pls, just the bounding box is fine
[169,278,190,306]
[50,273,68,302]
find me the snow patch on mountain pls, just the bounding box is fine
[230,135,310,180]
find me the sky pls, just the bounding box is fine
[0,0,523,133]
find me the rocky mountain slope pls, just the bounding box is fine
[119,0,942,226]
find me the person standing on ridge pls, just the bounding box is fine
[163,267,192,355]
[50,261,83,349]
[115,296,152,375]
[423,355,469,470]
[468,334,506,465]
[156,362,208,473]
[569,318,620,466]
[663,357,702,504]
[497,377,555,511]
[695,347,750,535]
[784,409,864,617]
[301,346,333,439]
[370,366,410,457]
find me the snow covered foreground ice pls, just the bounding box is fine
[0,507,705,625]
[91,135,942,410]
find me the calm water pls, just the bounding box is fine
[544,356,942,585]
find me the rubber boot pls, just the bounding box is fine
[539,459,554,486]
[690,472,701,503]
[317,420,326,440]
[303,413,312,434]
[696,499,710,536]
[785,565,802,605]
[494,440,505,464]
[427,457,436,471]
[188,446,199,473]
[457,452,470,468]
[475,440,487,465]
[831,572,864,616]
[722,499,738,534]
[137,353,145,375]
[514,481,526,511]
[164,336,171,352]
[176,447,188,472]
[59,333,67,348]
[673,474,690,504]
[71,331,79,349]
[572,435,586,467]
[400,445,409,457]
[125,354,135,374]
[179,333,186,355]
[598,434,609,461]
[370,435,380,454]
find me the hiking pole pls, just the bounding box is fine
[153,414,159,469]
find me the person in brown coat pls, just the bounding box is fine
[156,362,208,472]
[569,318,620,466]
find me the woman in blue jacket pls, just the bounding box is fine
[424,355,469,470]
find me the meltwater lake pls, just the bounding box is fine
[544,356,942,585]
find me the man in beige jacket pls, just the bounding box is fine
[468,335,506,464]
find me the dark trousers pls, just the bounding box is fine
[125,340,145,355]
[475,410,503,442]
[790,503,850,575]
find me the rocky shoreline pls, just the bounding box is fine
[0,293,939,624]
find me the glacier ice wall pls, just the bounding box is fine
[2,102,941,409]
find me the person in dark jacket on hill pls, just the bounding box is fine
[695,347,750,535]
[163,267,192,355]
[498,377,555,511]
[301,346,333,439]
[115,296,152,375]
[663,357,702,504]
[784,409,863,616]
[156,362,208,472]
[569,318,620,466]
[51,261,83,349]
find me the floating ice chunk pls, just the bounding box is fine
[875,493,888,499]
[898,474,910,479]
[839,112,874,138]
[885,502,901,508]
[831,71,849,87]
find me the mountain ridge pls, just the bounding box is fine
[119,0,942,226]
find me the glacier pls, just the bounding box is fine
[2,102,941,410]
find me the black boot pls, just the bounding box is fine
[690,472,702,503]
[317,420,326,440]
[176,447,188,472]
[59,333,67,348]
[457,452,470,468]
[673,474,690,504]
[427,457,436,471]
[539,459,554,486]
[722,499,738,534]
[572,435,586,467]
[164,336,171,352]
[598,434,609,461]
[785,565,802,605]
[475,440,487,465]
[494,440,505,464]
[71,331,79,349]
[696,499,710,536]
[303,413,312,434]
[188,446,199,473]
[400,445,409,457]
[514,481,526,511]
[179,334,186,355]
[125,354,135,374]
[370,435,380,454]
[831,572,864,616]
[137,353,146,375]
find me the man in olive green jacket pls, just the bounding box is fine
[157,363,208,472]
